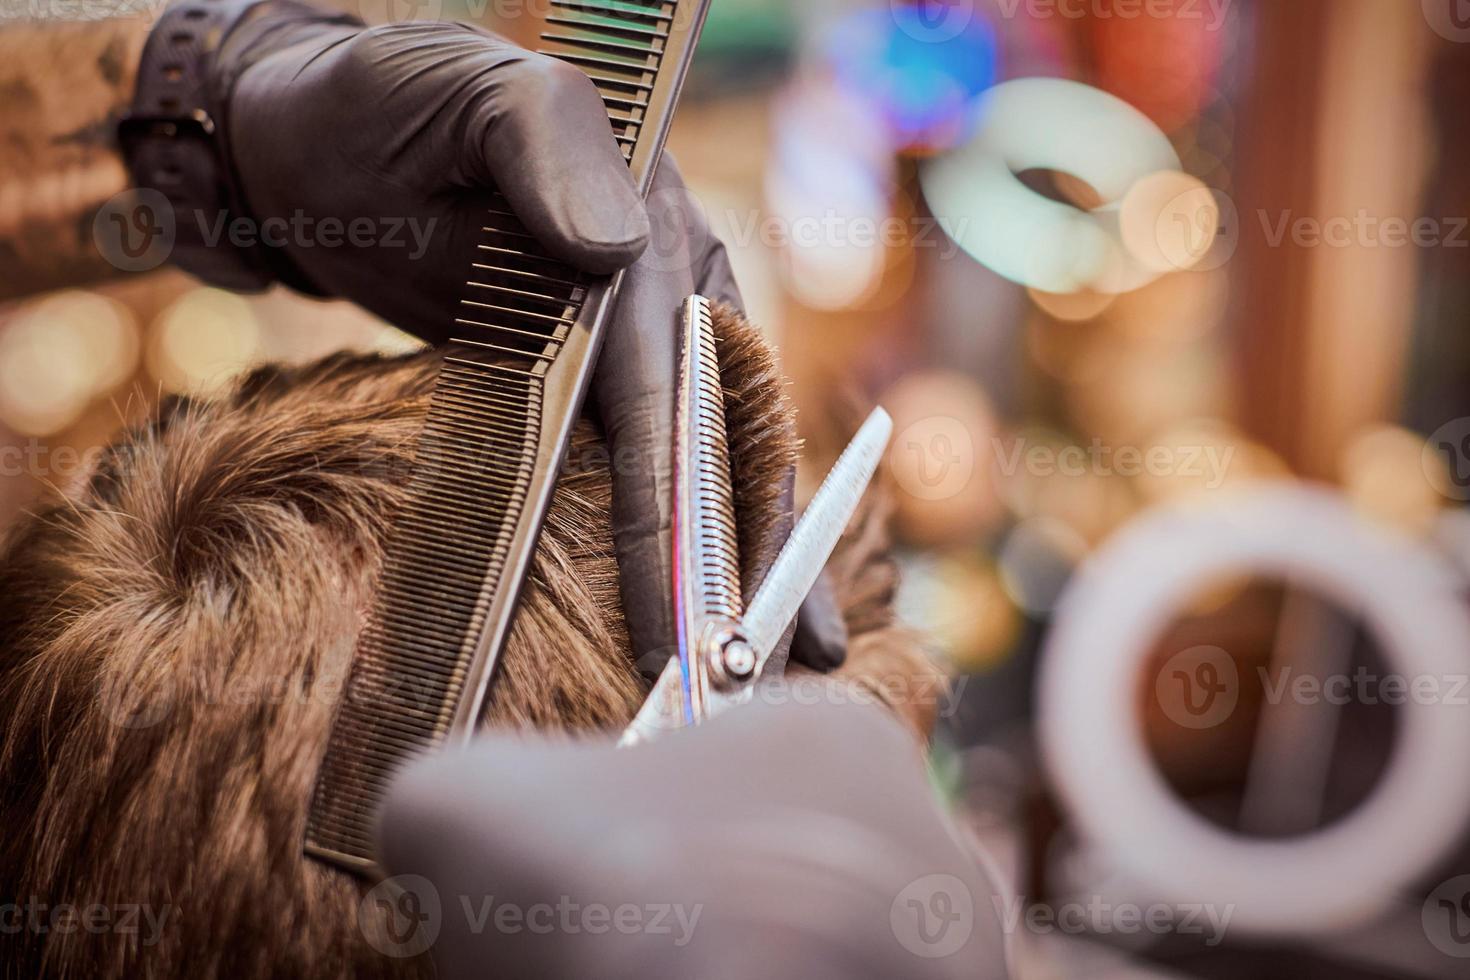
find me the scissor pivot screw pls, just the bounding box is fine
[702,623,757,689]
[720,639,757,681]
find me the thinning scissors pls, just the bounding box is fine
[621,296,893,746]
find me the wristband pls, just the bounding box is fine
[118,0,322,293]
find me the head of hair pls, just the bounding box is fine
[0,306,938,978]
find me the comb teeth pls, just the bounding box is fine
[542,0,677,162]
[306,0,709,876]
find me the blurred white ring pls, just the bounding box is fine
[921,78,1180,294]
[1038,483,1470,935]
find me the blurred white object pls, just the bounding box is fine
[1037,484,1470,935]
[922,78,1216,295]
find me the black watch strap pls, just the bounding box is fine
[119,0,318,293]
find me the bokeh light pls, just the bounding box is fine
[146,288,261,395]
[768,79,895,311]
[826,4,998,153]
[899,551,1022,673]
[881,370,1003,544]
[997,516,1088,616]
[920,78,1181,294]
[0,291,139,436]
[1341,425,1445,536]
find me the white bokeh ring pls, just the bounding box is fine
[1038,484,1470,935]
[921,78,1180,294]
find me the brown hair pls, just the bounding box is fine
[0,306,940,978]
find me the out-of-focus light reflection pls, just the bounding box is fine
[0,312,93,437]
[781,229,888,312]
[0,291,139,436]
[1104,267,1227,344]
[1133,419,1289,503]
[921,79,1180,294]
[1119,170,1217,273]
[1068,346,1225,447]
[1027,286,1116,322]
[1342,425,1444,536]
[881,370,1003,544]
[147,288,260,394]
[991,425,1138,544]
[1090,7,1228,133]
[901,551,1021,673]
[43,291,141,392]
[768,80,895,311]
[997,516,1087,616]
[1026,315,1114,386]
[827,5,998,153]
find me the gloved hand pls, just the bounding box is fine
[376,698,1010,979]
[594,155,848,676]
[207,5,846,672]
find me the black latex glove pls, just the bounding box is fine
[211,7,846,672]
[377,698,1010,979]
[593,157,848,676]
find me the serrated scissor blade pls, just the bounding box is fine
[677,296,742,625]
[621,304,894,745]
[621,295,742,745]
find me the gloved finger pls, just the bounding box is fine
[593,163,700,678]
[599,158,846,678]
[690,204,743,312]
[681,183,846,672]
[473,49,650,274]
[792,572,848,671]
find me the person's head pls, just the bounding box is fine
[0,306,940,978]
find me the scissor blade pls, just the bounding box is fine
[741,408,893,666]
[620,657,686,747]
[671,294,743,724]
[677,295,743,626]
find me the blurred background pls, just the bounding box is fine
[7,0,1470,976]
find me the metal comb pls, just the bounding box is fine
[621,295,893,745]
[306,0,713,877]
